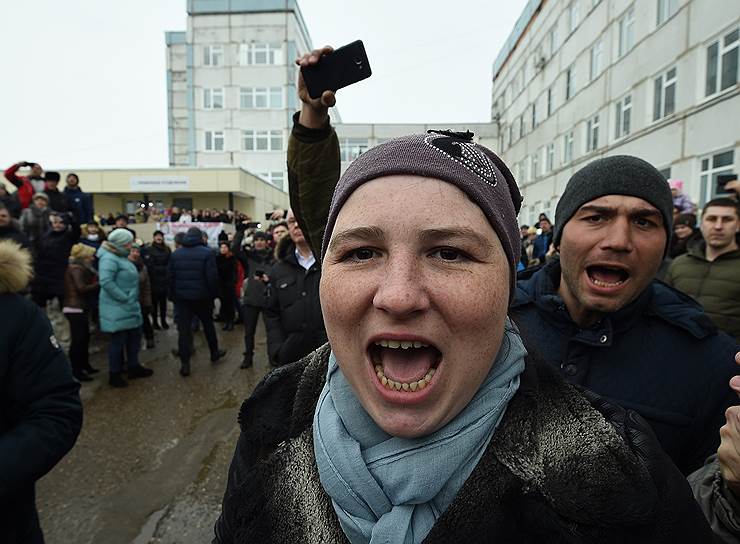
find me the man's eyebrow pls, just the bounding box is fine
[577,205,662,220]
[327,226,385,252]
[419,227,496,250]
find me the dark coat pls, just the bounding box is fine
[216,253,237,298]
[532,230,552,261]
[167,230,218,302]
[0,191,21,218]
[264,237,326,365]
[0,220,30,249]
[213,344,713,544]
[231,229,274,307]
[665,238,740,342]
[511,259,740,475]
[63,186,93,224]
[43,187,68,213]
[31,224,80,297]
[0,242,83,544]
[141,242,171,294]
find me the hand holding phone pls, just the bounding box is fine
[300,40,372,99]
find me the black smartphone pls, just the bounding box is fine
[265,212,272,220]
[301,40,372,99]
[245,221,262,229]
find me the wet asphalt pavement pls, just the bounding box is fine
[36,319,272,543]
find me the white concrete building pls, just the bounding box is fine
[165,0,497,190]
[488,0,740,227]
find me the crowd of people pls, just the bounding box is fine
[2,44,740,544]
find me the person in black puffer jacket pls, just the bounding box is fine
[31,212,80,308]
[168,227,225,376]
[263,211,326,367]
[0,239,83,544]
[0,204,30,249]
[142,230,171,329]
[232,227,275,368]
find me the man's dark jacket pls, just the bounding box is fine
[31,223,80,298]
[264,236,326,365]
[63,186,93,224]
[231,228,274,307]
[42,187,68,214]
[0,242,83,544]
[142,242,171,295]
[512,260,739,475]
[213,344,713,543]
[167,230,218,301]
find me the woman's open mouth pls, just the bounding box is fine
[585,264,630,290]
[368,339,441,393]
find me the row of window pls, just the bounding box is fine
[503,25,738,152]
[498,0,681,111]
[520,147,735,223]
[203,42,284,67]
[203,130,284,152]
[202,87,285,110]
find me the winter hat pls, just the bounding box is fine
[553,155,673,252]
[252,230,269,241]
[44,171,60,182]
[668,179,684,191]
[32,192,49,202]
[70,243,96,261]
[107,228,134,251]
[321,130,523,300]
[674,213,697,228]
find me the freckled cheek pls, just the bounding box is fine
[320,270,374,333]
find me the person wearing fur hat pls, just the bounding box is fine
[212,47,716,543]
[42,171,68,214]
[0,240,82,543]
[97,228,153,387]
[19,193,51,246]
[63,243,100,381]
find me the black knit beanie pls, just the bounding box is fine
[553,155,673,251]
[321,131,523,303]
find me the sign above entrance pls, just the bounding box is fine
[130,176,190,192]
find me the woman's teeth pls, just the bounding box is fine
[374,340,429,349]
[375,364,435,392]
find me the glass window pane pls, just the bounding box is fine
[714,150,734,168]
[653,77,663,120]
[215,135,224,151]
[213,90,223,109]
[721,47,738,91]
[666,67,676,80]
[243,131,254,151]
[270,87,283,108]
[701,158,710,171]
[665,82,675,116]
[615,103,622,138]
[624,107,631,135]
[271,133,283,151]
[706,43,719,95]
[205,132,212,150]
[724,29,739,46]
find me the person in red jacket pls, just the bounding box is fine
[4,162,44,210]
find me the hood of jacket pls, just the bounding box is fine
[275,234,299,264]
[0,239,33,294]
[182,229,205,247]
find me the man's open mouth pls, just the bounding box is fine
[368,339,442,392]
[586,265,630,288]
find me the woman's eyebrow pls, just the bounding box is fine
[419,227,495,250]
[328,226,385,252]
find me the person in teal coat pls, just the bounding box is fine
[97,228,153,387]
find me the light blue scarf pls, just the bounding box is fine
[313,319,527,544]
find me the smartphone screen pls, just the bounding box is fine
[301,40,372,99]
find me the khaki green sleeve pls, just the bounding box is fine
[287,112,341,261]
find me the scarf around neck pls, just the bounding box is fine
[313,319,527,544]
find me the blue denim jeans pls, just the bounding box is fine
[108,327,142,373]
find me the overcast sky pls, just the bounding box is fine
[0,0,526,170]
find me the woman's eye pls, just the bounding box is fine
[431,248,468,262]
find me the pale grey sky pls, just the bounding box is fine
[0,0,526,170]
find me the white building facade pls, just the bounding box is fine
[488,0,740,227]
[166,0,497,191]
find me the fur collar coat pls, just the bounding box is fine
[214,344,712,544]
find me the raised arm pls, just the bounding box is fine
[288,46,341,260]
